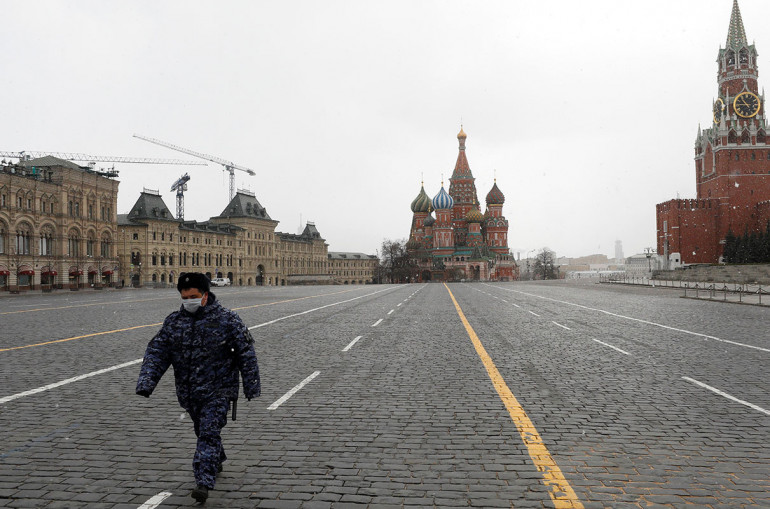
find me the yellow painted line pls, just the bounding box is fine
[1,288,368,353]
[0,295,177,316]
[444,283,584,509]
[1,287,364,316]
[0,324,161,352]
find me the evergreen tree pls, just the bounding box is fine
[736,231,747,263]
[723,230,736,263]
[748,231,760,263]
[763,221,770,263]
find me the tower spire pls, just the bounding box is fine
[726,0,748,50]
[452,126,472,178]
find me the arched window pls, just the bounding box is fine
[728,130,738,144]
[86,231,96,257]
[100,232,112,258]
[15,223,32,255]
[68,230,80,257]
[740,49,749,64]
[40,226,55,256]
[741,130,750,145]
[758,130,766,145]
[0,222,7,254]
[727,50,735,66]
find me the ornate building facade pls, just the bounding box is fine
[0,156,119,290]
[406,128,517,281]
[657,0,770,264]
[0,154,376,291]
[117,188,376,287]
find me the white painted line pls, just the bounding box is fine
[683,376,770,416]
[511,303,520,308]
[249,286,395,330]
[342,336,363,352]
[372,318,383,327]
[387,309,394,315]
[138,491,173,509]
[489,285,770,354]
[0,359,142,405]
[268,371,320,410]
[552,321,571,330]
[528,311,540,317]
[501,299,508,303]
[397,303,402,307]
[591,338,630,355]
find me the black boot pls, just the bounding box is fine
[191,485,209,503]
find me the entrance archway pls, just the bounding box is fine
[421,270,431,281]
[256,265,265,286]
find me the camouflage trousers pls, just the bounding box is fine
[189,397,229,489]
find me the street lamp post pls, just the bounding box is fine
[644,247,656,273]
[526,249,536,280]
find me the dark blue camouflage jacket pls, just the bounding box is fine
[136,292,261,409]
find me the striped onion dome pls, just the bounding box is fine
[432,185,454,210]
[486,181,505,205]
[410,185,431,213]
[466,207,484,223]
[424,214,435,227]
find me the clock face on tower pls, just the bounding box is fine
[733,91,761,118]
[713,98,725,123]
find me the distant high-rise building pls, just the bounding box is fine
[615,240,624,264]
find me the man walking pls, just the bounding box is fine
[136,272,260,503]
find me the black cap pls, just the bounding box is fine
[177,272,210,294]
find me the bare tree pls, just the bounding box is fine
[533,247,558,280]
[380,238,406,283]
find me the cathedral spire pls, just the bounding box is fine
[452,126,472,178]
[726,0,748,50]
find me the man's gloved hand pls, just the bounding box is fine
[136,389,151,398]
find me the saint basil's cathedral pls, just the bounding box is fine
[406,128,518,281]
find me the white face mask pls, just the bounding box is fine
[182,298,203,313]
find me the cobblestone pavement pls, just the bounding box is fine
[0,281,768,508]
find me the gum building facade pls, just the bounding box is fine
[0,156,119,290]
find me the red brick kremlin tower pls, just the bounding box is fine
[406,128,518,281]
[656,0,770,264]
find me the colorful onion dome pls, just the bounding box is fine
[432,185,454,210]
[486,181,505,205]
[466,207,484,223]
[410,185,431,213]
[424,214,435,227]
[457,126,467,140]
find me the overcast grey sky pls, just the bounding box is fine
[3,1,767,259]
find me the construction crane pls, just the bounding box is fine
[0,151,206,175]
[133,134,256,202]
[170,173,191,221]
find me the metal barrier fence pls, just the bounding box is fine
[599,274,770,306]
